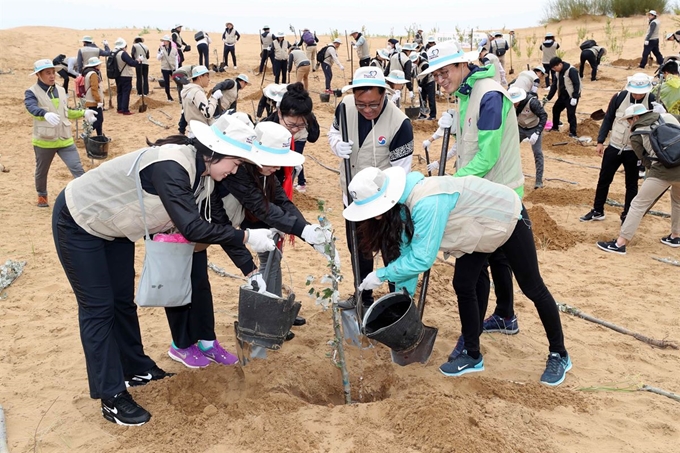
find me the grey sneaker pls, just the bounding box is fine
[439,350,484,377]
[596,239,626,255]
[540,352,572,386]
[580,209,605,222]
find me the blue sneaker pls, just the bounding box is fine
[439,350,484,377]
[482,314,519,335]
[540,352,572,386]
[447,335,464,361]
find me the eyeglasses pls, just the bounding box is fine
[281,117,307,131]
[432,69,450,81]
[355,95,384,111]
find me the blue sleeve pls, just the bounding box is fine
[24,89,46,117]
[122,52,139,66]
[376,193,457,295]
[477,91,503,130]
[98,47,111,57]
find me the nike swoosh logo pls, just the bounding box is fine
[104,406,118,414]
[175,350,189,359]
[457,364,469,371]
[134,373,152,380]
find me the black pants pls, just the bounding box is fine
[543,63,553,87]
[273,58,287,83]
[197,43,209,67]
[294,140,306,186]
[115,76,132,113]
[579,51,598,80]
[223,45,237,66]
[593,145,640,218]
[135,64,149,95]
[453,207,566,355]
[421,81,436,119]
[87,106,104,135]
[640,39,663,68]
[52,191,155,399]
[552,96,577,135]
[178,111,187,135]
[58,68,76,93]
[359,57,370,67]
[488,249,515,318]
[259,49,270,73]
[321,62,333,90]
[177,48,185,67]
[164,250,216,349]
[161,69,173,100]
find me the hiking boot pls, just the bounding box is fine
[540,352,572,386]
[168,343,210,368]
[482,314,519,335]
[125,365,175,388]
[568,133,578,138]
[596,239,626,255]
[660,234,680,248]
[439,350,484,377]
[337,294,357,310]
[285,331,295,341]
[101,390,151,426]
[198,340,238,365]
[37,196,49,207]
[579,209,605,222]
[447,335,464,361]
[293,315,306,326]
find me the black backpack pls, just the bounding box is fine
[631,116,680,168]
[580,39,597,50]
[194,31,205,42]
[106,49,124,79]
[317,45,330,64]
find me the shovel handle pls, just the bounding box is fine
[262,233,280,282]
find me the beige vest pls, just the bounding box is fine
[558,66,580,98]
[261,32,273,50]
[482,54,502,83]
[181,83,216,130]
[132,43,149,64]
[173,32,186,48]
[457,78,524,192]
[159,45,178,71]
[223,29,238,45]
[339,96,407,195]
[84,70,104,104]
[404,175,522,258]
[517,97,540,129]
[290,49,309,67]
[513,70,538,93]
[491,38,508,56]
[648,18,661,40]
[390,52,407,72]
[356,38,370,60]
[417,60,433,85]
[29,84,71,142]
[79,46,100,70]
[115,50,134,77]
[273,40,290,60]
[219,82,239,111]
[610,92,650,150]
[541,42,558,64]
[65,145,198,241]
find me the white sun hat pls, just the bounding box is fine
[191,65,209,79]
[343,166,407,222]
[275,31,285,38]
[84,57,103,68]
[626,73,653,94]
[236,73,250,84]
[342,67,387,93]
[114,37,127,49]
[419,40,478,76]
[507,86,527,103]
[161,35,172,42]
[213,111,254,129]
[385,70,408,84]
[533,66,546,74]
[377,48,390,60]
[350,29,359,34]
[622,103,651,120]
[263,83,289,103]
[251,122,304,167]
[82,35,93,43]
[333,38,342,44]
[190,119,260,166]
[426,36,436,43]
[649,10,657,16]
[30,58,54,75]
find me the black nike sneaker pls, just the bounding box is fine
[101,390,151,426]
[125,365,175,388]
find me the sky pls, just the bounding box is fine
[0,0,545,36]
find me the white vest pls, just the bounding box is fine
[516,97,540,129]
[513,70,539,93]
[648,18,661,40]
[541,42,558,64]
[65,145,198,241]
[261,32,273,50]
[116,50,134,77]
[219,82,239,111]
[132,43,149,64]
[159,45,178,71]
[181,83,215,129]
[610,92,651,150]
[273,40,290,60]
[290,49,310,67]
[84,70,104,104]
[390,53,407,72]
[356,37,370,60]
[29,84,71,142]
[404,175,522,258]
[79,46,100,71]
[482,54,502,83]
[223,29,238,46]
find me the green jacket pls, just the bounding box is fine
[660,75,680,115]
[630,111,680,182]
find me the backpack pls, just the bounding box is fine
[74,74,86,98]
[195,31,205,42]
[580,39,597,50]
[302,30,315,46]
[631,116,680,168]
[317,45,330,64]
[106,49,124,79]
[493,40,507,57]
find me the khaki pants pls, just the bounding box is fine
[620,176,680,240]
[296,65,311,90]
[305,45,317,68]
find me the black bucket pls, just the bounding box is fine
[236,286,301,350]
[319,93,330,103]
[405,106,420,120]
[362,291,423,352]
[85,135,110,160]
[333,89,343,97]
[158,78,166,88]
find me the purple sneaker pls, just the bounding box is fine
[198,340,238,365]
[168,344,210,368]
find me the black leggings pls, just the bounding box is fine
[135,64,149,95]
[87,106,104,136]
[161,69,173,99]
[273,58,287,83]
[592,145,640,218]
[197,43,209,67]
[579,51,598,80]
[552,96,577,136]
[223,45,236,66]
[321,62,333,90]
[453,206,566,355]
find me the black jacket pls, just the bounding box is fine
[547,62,580,100]
[515,93,548,132]
[597,90,656,144]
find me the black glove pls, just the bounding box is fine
[184,45,192,52]
[53,54,66,66]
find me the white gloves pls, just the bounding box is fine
[83,110,97,124]
[248,272,267,293]
[336,140,353,159]
[409,91,415,99]
[644,40,649,46]
[428,144,457,173]
[529,132,540,145]
[570,98,578,106]
[390,91,401,103]
[301,224,326,245]
[422,139,431,150]
[501,77,508,86]
[157,51,164,59]
[339,65,345,71]
[652,101,666,113]
[427,160,440,173]
[246,228,275,252]
[44,112,60,126]
[102,40,108,46]
[438,111,454,129]
[97,102,104,109]
[211,90,223,100]
[358,271,382,291]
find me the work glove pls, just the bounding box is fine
[301,224,326,245]
[102,39,108,46]
[570,98,577,106]
[246,228,275,252]
[427,160,440,173]
[211,90,223,101]
[157,50,164,59]
[97,102,104,109]
[422,139,431,150]
[390,91,401,103]
[339,65,345,71]
[83,110,98,124]
[529,132,540,145]
[336,140,353,159]
[438,111,454,129]
[44,112,60,126]
[137,56,143,63]
[644,40,649,46]
[358,271,382,291]
[409,91,415,99]
[652,101,666,113]
[247,272,267,293]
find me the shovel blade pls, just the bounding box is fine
[340,307,363,347]
[390,325,438,366]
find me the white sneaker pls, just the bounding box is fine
[234,66,237,70]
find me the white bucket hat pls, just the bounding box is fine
[84,57,103,68]
[30,59,54,75]
[213,111,254,130]
[419,40,478,77]
[161,35,172,42]
[236,74,250,84]
[114,37,127,49]
[350,29,359,35]
[377,48,390,60]
[82,35,93,43]
[385,70,408,85]
[343,167,407,222]
[175,23,183,28]
[263,83,289,103]
[342,67,387,93]
[622,103,651,120]
[649,10,657,16]
[275,31,285,38]
[333,38,342,44]
[626,73,652,94]
[533,66,546,74]
[252,122,304,167]
[507,87,527,103]
[191,65,209,79]
[426,36,436,44]
[190,119,260,165]
[401,43,417,51]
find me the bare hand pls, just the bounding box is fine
[596,143,604,157]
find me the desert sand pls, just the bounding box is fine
[0,15,678,453]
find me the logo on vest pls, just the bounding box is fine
[377,136,386,145]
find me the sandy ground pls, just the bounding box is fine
[0,15,679,453]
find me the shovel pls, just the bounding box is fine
[590,109,605,121]
[139,88,148,113]
[509,43,515,75]
[106,57,114,109]
[337,102,364,347]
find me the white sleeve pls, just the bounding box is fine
[328,122,344,157]
[390,155,412,173]
[331,48,342,66]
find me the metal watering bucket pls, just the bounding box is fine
[85,135,110,160]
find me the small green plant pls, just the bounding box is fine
[525,33,538,61]
[329,28,339,39]
[139,26,150,36]
[429,25,440,37]
[556,48,567,59]
[576,25,588,46]
[556,25,563,43]
[361,25,370,39]
[454,25,465,44]
[404,22,420,42]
